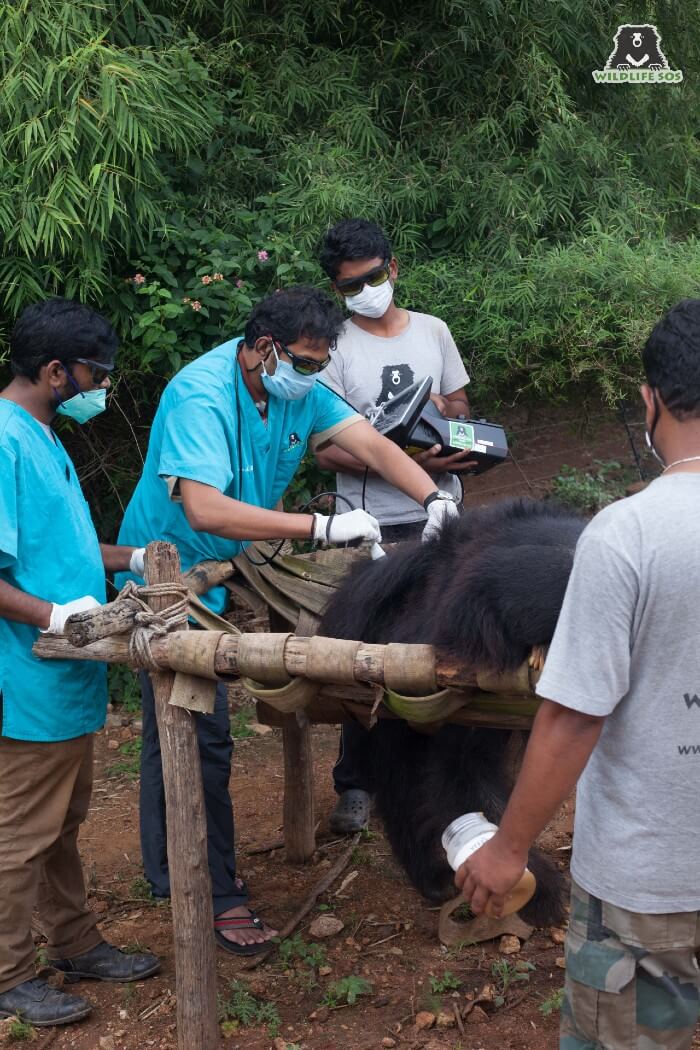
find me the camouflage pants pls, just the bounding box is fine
[560,880,700,1050]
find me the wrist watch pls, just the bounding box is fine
[423,489,457,511]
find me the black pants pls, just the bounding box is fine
[333,520,424,796]
[138,672,247,915]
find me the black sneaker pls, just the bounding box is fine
[50,941,160,983]
[0,977,91,1027]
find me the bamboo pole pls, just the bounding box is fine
[34,630,540,697]
[143,543,219,1050]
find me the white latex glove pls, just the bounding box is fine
[129,547,146,577]
[41,595,102,635]
[312,508,382,546]
[421,498,460,544]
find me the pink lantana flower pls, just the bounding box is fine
[213,272,224,281]
[191,300,202,312]
[257,250,269,261]
[236,279,244,288]
[201,274,213,285]
[182,297,191,304]
[133,273,146,285]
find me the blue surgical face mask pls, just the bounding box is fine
[260,346,319,401]
[55,368,107,423]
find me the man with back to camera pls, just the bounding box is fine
[0,299,159,1028]
[456,298,700,1048]
[316,218,476,835]
[116,284,460,955]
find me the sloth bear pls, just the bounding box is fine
[605,24,668,71]
[319,498,586,926]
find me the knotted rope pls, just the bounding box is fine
[116,580,189,671]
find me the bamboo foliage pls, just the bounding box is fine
[0,0,212,312]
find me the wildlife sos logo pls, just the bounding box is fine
[593,25,683,84]
[285,431,302,451]
[376,363,415,404]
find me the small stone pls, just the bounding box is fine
[99,1038,116,1050]
[555,956,566,969]
[118,1008,128,1019]
[415,1011,436,1030]
[382,1039,397,1048]
[318,965,332,977]
[436,1011,456,1028]
[466,1005,489,1025]
[373,995,390,1008]
[549,926,567,945]
[315,1006,330,1024]
[388,946,403,956]
[250,723,272,736]
[273,1040,287,1050]
[309,915,344,939]
[499,934,521,955]
[107,739,120,751]
[134,719,143,732]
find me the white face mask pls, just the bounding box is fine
[344,279,393,318]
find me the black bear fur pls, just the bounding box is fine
[319,498,586,927]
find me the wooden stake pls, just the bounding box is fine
[282,710,316,863]
[144,542,218,1050]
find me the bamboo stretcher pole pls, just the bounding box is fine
[33,630,540,696]
[142,543,219,1050]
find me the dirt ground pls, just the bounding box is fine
[14,402,688,1050]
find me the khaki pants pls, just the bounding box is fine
[0,734,102,993]
[561,880,700,1050]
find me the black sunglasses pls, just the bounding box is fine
[335,259,391,297]
[272,340,331,376]
[70,357,115,384]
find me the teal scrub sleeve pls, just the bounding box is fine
[0,443,18,569]
[157,398,235,492]
[309,383,357,437]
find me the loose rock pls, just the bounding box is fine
[107,739,120,751]
[99,1038,116,1050]
[309,915,344,939]
[382,1040,397,1048]
[415,1011,436,1030]
[550,926,567,945]
[499,934,521,955]
[466,1005,489,1025]
[318,965,332,977]
[436,1011,456,1028]
[555,956,566,969]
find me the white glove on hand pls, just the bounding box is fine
[421,498,460,544]
[312,508,382,546]
[41,596,102,635]
[129,547,146,577]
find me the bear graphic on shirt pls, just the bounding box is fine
[376,364,415,405]
[605,24,668,70]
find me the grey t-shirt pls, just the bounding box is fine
[536,474,700,912]
[320,312,470,525]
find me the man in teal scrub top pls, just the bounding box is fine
[117,285,458,955]
[0,299,159,1028]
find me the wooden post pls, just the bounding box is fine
[144,542,219,1050]
[281,710,317,862]
[267,608,316,863]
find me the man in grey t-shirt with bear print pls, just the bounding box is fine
[457,298,700,1050]
[316,218,476,835]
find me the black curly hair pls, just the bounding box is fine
[643,299,700,419]
[10,298,118,382]
[244,286,344,348]
[318,219,392,281]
